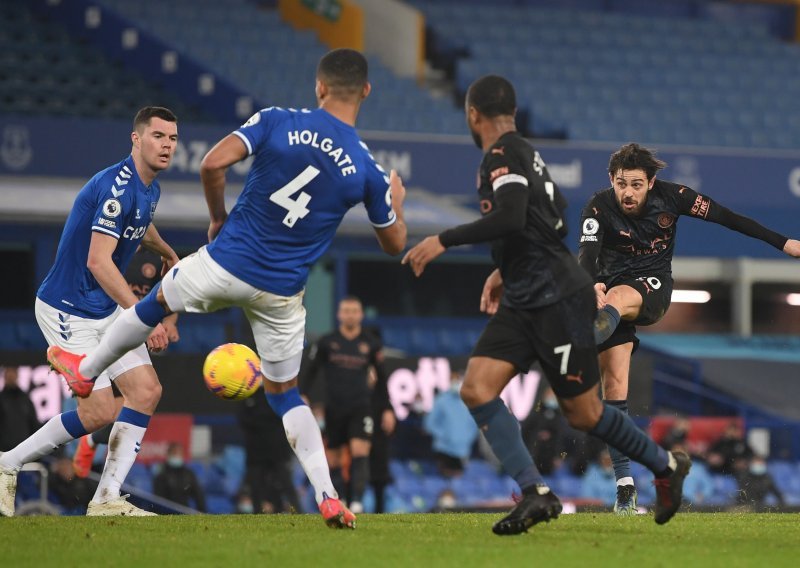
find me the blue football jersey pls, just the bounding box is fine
[37,156,161,318]
[206,107,396,296]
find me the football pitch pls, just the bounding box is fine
[4,512,799,567]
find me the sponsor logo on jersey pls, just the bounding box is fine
[582,217,599,235]
[658,213,675,228]
[122,225,147,240]
[491,146,505,155]
[97,218,116,229]
[690,195,711,218]
[102,198,122,218]
[580,235,597,242]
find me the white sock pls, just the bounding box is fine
[86,435,96,449]
[92,420,147,503]
[282,405,336,505]
[616,477,635,487]
[80,307,153,378]
[0,415,75,470]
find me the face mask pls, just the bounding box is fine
[749,463,767,475]
[543,399,559,410]
[167,457,184,468]
[239,502,254,514]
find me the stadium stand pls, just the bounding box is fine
[94,0,467,134]
[0,0,209,121]
[414,0,800,148]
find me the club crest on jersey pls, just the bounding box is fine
[358,342,370,354]
[582,218,599,235]
[658,213,675,228]
[102,198,122,218]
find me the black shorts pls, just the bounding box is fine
[598,274,672,353]
[472,286,600,399]
[110,381,123,398]
[325,404,374,448]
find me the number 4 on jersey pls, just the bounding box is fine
[270,165,320,227]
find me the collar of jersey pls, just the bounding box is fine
[318,108,357,132]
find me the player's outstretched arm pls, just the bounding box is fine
[200,134,248,242]
[374,170,408,255]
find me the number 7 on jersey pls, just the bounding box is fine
[270,165,320,228]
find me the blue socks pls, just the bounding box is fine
[594,305,621,344]
[134,283,167,327]
[60,410,88,438]
[265,387,305,417]
[469,398,544,491]
[605,400,633,482]
[589,402,669,475]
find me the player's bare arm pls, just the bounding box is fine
[87,232,168,351]
[479,268,503,315]
[200,133,248,242]
[374,170,408,255]
[141,224,179,276]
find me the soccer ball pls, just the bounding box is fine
[202,343,262,400]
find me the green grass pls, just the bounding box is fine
[4,513,800,567]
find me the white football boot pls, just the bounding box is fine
[86,494,157,517]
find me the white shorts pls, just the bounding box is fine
[35,298,151,390]
[161,246,305,381]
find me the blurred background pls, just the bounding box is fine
[2,0,800,515]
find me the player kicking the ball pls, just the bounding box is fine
[48,48,407,529]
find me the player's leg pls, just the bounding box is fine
[0,385,115,517]
[555,286,689,524]
[326,443,347,500]
[594,284,642,344]
[347,411,373,514]
[560,386,690,523]
[465,307,562,535]
[1,300,116,516]
[74,387,124,478]
[85,351,160,516]
[246,290,355,529]
[599,341,637,514]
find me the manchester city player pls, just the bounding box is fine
[578,143,800,514]
[403,76,690,535]
[48,49,408,529]
[0,107,180,517]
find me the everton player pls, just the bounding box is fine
[578,143,800,515]
[48,49,407,529]
[403,75,690,535]
[71,248,180,479]
[0,107,180,517]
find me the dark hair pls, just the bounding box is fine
[608,143,667,180]
[133,106,178,131]
[466,75,516,118]
[339,295,362,306]
[317,48,368,99]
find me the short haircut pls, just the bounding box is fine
[133,106,178,131]
[466,75,516,118]
[339,295,362,306]
[608,143,667,180]
[316,48,368,99]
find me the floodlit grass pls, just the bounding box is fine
[3,512,799,567]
